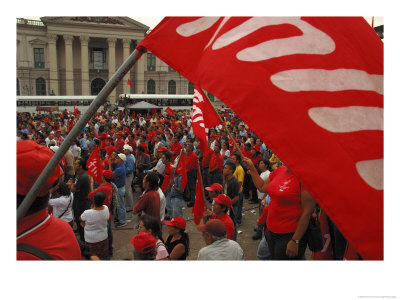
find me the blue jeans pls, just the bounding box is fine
[233,192,243,225]
[187,170,197,205]
[257,234,272,260]
[117,186,126,224]
[166,194,184,217]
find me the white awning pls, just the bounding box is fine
[126,101,160,109]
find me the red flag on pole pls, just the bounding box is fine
[175,152,187,192]
[73,105,78,119]
[151,109,157,116]
[128,78,132,87]
[132,110,136,118]
[86,147,103,186]
[138,17,383,260]
[165,107,175,116]
[192,167,206,225]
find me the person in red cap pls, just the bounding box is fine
[17,140,81,260]
[204,194,235,240]
[197,219,243,260]
[170,135,183,163]
[164,216,189,260]
[131,232,156,260]
[88,170,115,259]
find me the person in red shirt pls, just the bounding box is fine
[249,144,263,203]
[104,137,116,157]
[114,131,125,152]
[133,172,161,227]
[138,135,149,153]
[170,135,183,163]
[242,157,316,260]
[88,170,115,259]
[208,142,224,186]
[184,143,199,208]
[17,140,81,260]
[161,152,173,193]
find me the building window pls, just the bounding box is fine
[168,80,176,94]
[34,48,45,68]
[147,79,156,94]
[188,82,194,94]
[147,53,156,71]
[17,78,20,96]
[90,48,106,69]
[35,77,46,95]
[208,92,215,102]
[91,78,106,95]
[168,66,175,72]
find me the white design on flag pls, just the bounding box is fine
[308,106,383,133]
[175,17,383,190]
[356,159,383,190]
[192,89,209,138]
[271,69,383,94]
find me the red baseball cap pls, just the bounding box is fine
[17,140,63,197]
[197,219,226,237]
[213,194,233,208]
[116,131,123,136]
[205,183,223,192]
[157,147,168,152]
[251,145,260,152]
[102,170,114,180]
[99,132,107,139]
[164,216,186,229]
[130,232,156,254]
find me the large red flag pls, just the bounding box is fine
[138,17,383,259]
[175,152,187,192]
[192,167,206,225]
[86,147,103,186]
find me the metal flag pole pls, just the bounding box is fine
[17,47,146,224]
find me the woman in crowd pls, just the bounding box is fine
[137,214,169,260]
[242,157,316,260]
[48,181,74,228]
[164,216,190,260]
[131,232,157,260]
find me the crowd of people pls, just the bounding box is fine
[16,105,350,260]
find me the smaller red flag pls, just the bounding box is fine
[175,152,187,192]
[86,147,103,185]
[151,109,157,116]
[132,110,136,118]
[165,107,175,116]
[192,167,206,225]
[127,78,132,87]
[73,106,78,119]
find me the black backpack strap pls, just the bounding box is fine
[17,243,55,260]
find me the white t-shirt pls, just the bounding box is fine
[80,206,110,243]
[158,188,166,222]
[257,170,270,200]
[49,194,74,223]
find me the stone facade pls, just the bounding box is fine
[16,17,220,105]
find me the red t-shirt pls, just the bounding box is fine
[88,183,113,220]
[115,138,125,152]
[139,142,148,153]
[170,142,183,161]
[105,145,116,157]
[17,208,81,260]
[266,166,302,234]
[133,190,161,224]
[161,163,173,192]
[212,213,235,240]
[242,150,252,158]
[209,153,224,172]
[185,151,198,172]
[201,148,213,168]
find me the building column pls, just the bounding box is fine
[136,40,145,94]
[80,35,90,95]
[64,35,74,95]
[122,38,131,94]
[47,34,59,95]
[107,37,117,104]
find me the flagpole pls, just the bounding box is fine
[17,47,146,224]
[200,88,245,160]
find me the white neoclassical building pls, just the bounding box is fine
[16,17,219,105]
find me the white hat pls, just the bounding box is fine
[50,146,59,153]
[117,153,126,161]
[123,144,133,152]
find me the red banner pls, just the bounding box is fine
[86,147,103,186]
[165,107,175,116]
[128,78,132,87]
[175,152,187,192]
[192,167,206,225]
[138,17,383,259]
